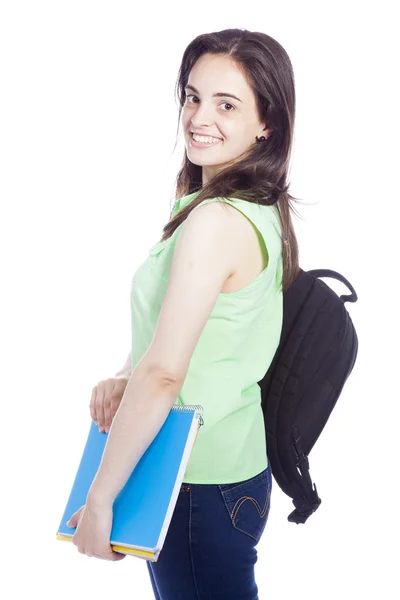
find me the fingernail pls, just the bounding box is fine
[99,427,104,432]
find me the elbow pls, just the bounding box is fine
[135,362,185,393]
[136,359,185,389]
[154,370,185,391]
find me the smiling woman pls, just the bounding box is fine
[180,57,266,182]
[128,27,302,599]
[79,26,302,599]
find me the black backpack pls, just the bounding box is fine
[258,268,358,524]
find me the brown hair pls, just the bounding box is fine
[161,28,305,292]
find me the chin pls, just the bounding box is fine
[187,156,207,167]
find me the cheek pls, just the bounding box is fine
[225,129,247,146]
[180,108,190,124]
[221,118,245,138]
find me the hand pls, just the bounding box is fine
[90,377,129,433]
[66,503,126,561]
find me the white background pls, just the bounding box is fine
[1,1,398,598]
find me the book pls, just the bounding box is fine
[56,404,204,562]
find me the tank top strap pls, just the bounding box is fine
[172,191,200,217]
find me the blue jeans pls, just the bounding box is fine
[146,460,272,599]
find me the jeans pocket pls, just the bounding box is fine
[218,462,272,543]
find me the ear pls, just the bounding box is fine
[260,124,271,137]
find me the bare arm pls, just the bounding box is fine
[86,202,239,508]
[88,364,181,506]
[114,350,132,380]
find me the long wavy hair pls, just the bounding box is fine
[161,28,305,292]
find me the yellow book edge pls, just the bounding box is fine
[56,533,156,560]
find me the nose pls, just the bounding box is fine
[190,103,215,130]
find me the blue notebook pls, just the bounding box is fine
[56,404,204,562]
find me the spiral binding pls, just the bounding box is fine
[171,404,204,427]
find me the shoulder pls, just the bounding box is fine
[186,197,254,241]
[168,199,247,280]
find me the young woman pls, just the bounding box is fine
[67,28,301,599]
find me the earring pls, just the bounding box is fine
[256,135,267,143]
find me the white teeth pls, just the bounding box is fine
[192,133,221,144]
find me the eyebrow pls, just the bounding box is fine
[184,84,243,103]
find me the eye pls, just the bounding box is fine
[184,94,235,111]
[221,102,235,112]
[185,94,200,104]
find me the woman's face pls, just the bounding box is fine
[181,53,268,186]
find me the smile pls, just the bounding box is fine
[189,132,223,148]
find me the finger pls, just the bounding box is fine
[103,391,112,431]
[90,385,98,424]
[67,505,84,528]
[104,379,121,431]
[108,396,119,430]
[106,550,126,561]
[93,384,103,427]
[67,515,77,528]
[89,549,122,561]
[108,380,126,430]
[116,377,129,395]
[66,512,78,528]
[96,381,106,430]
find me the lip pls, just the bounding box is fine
[189,131,223,149]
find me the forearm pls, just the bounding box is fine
[87,364,182,507]
[114,350,132,380]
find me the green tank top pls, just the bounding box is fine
[130,191,283,484]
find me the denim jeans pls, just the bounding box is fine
[146,460,272,599]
